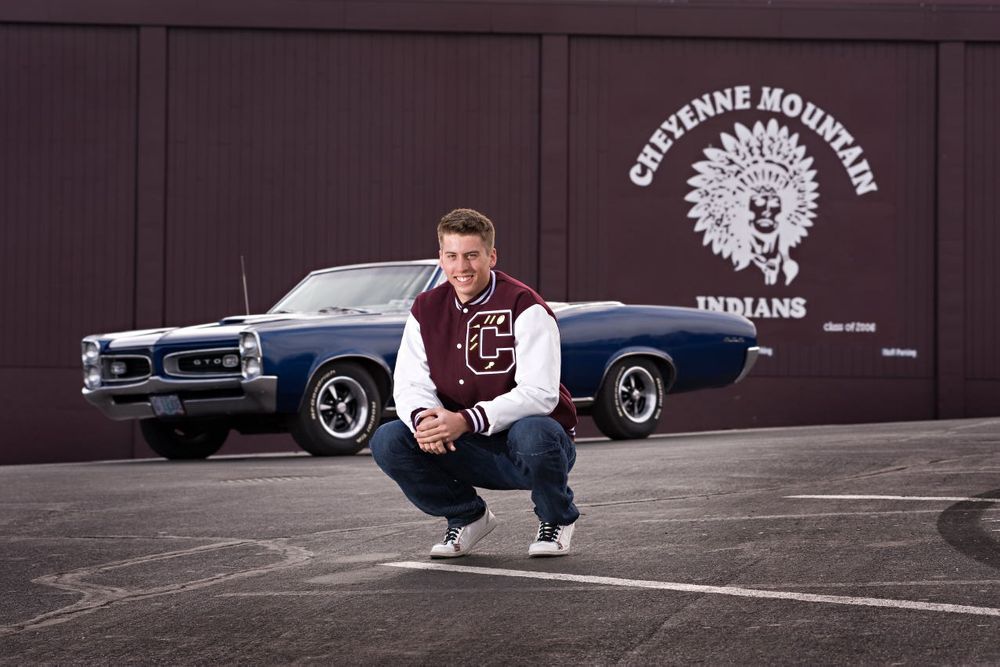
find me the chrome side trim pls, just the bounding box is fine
[734,346,760,384]
[163,347,242,378]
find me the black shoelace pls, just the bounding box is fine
[442,526,461,544]
[536,522,560,542]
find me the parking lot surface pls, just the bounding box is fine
[2,418,999,664]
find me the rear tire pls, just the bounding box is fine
[139,419,229,460]
[290,361,382,456]
[592,358,665,440]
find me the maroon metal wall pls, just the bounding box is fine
[965,44,1000,417]
[0,24,137,463]
[165,29,541,324]
[568,37,938,431]
[0,0,997,463]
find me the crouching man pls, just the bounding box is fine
[370,208,579,558]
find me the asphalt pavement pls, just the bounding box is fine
[2,417,1000,665]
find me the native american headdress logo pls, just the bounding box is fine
[685,119,819,286]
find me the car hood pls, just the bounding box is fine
[103,311,406,350]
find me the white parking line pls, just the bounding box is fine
[384,562,1000,617]
[639,509,956,523]
[786,495,999,502]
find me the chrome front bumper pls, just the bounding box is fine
[733,346,760,384]
[82,375,278,421]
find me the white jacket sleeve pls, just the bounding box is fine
[473,304,561,434]
[393,314,442,433]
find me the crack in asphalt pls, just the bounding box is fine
[937,489,1000,572]
[0,538,313,638]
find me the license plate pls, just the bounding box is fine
[150,394,185,417]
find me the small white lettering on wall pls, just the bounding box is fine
[823,321,877,333]
[696,296,807,319]
[882,348,918,359]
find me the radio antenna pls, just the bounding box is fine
[240,255,251,315]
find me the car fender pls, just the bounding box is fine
[600,347,677,395]
[297,352,394,413]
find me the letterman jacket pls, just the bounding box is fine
[393,270,577,437]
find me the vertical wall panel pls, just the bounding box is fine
[937,42,965,418]
[568,37,937,430]
[165,29,541,323]
[963,44,1000,416]
[0,25,137,367]
[0,24,137,462]
[965,45,1000,381]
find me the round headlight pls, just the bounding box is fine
[239,334,258,356]
[243,358,261,379]
[84,366,102,389]
[82,341,100,364]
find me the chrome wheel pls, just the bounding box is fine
[315,376,369,439]
[292,361,383,456]
[617,366,657,424]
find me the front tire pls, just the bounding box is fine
[592,358,665,440]
[139,419,229,460]
[290,361,382,456]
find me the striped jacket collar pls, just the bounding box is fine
[453,271,496,310]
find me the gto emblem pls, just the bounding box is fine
[191,354,239,369]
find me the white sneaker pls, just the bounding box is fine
[429,508,497,558]
[528,521,574,557]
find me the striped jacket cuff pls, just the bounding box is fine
[410,408,427,430]
[461,405,490,434]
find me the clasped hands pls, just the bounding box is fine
[415,407,470,455]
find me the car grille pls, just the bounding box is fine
[163,348,242,377]
[101,355,152,383]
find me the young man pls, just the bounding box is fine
[370,208,579,558]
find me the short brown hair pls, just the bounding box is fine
[437,208,495,250]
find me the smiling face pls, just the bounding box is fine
[439,233,497,303]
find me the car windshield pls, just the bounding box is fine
[270,264,437,314]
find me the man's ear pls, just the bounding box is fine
[489,247,497,268]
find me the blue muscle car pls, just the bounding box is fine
[81,260,759,459]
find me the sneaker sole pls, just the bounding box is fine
[429,517,497,559]
[528,548,570,558]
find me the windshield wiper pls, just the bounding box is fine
[317,306,373,315]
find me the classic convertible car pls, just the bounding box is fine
[81,260,758,459]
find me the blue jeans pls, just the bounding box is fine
[371,415,579,529]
